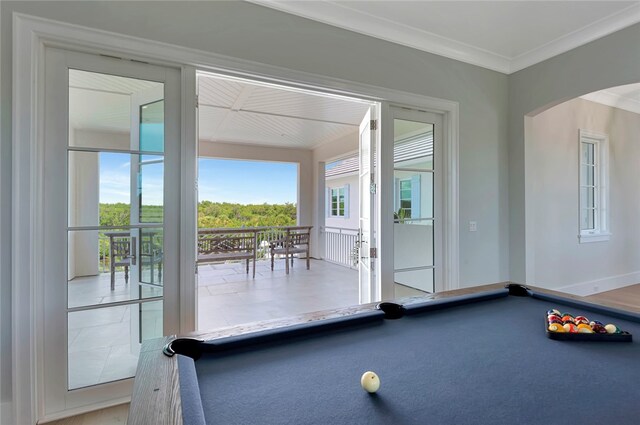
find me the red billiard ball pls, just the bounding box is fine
[575,316,589,325]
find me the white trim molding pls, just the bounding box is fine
[578,129,610,244]
[250,0,640,75]
[249,0,511,73]
[581,89,640,115]
[12,13,43,424]
[1,402,12,425]
[556,271,640,297]
[180,65,198,334]
[12,11,460,421]
[510,3,640,73]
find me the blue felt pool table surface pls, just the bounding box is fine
[173,287,640,425]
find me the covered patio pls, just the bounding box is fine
[197,258,358,330]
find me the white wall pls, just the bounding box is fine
[67,130,128,280]
[68,151,99,278]
[312,133,360,258]
[529,98,640,294]
[508,22,640,284]
[74,129,129,151]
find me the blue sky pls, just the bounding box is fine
[99,153,164,205]
[198,158,297,204]
[98,153,297,205]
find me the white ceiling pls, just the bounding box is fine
[69,69,161,132]
[250,0,640,74]
[581,83,640,114]
[69,70,372,150]
[198,73,372,149]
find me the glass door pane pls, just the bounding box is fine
[393,118,436,295]
[67,68,165,389]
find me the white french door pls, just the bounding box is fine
[358,107,378,304]
[389,106,443,294]
[42,47,180,415]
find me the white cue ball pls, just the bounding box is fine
[361,371,380,393]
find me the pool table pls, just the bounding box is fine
[129,284,640,425]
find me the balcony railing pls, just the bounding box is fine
[323,226,359,269]
[99,226,359,274]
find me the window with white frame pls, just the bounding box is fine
[328,185,349,218]
[399,179,413,217]
[579,130,610,243]
[394,175,421,222]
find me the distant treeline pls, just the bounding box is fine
[197,201,296,228]
[99,202,296,228]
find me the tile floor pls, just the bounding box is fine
[67,258,427,389]
[67,273,163,389]
[197,258,361,330]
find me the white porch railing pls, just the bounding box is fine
[323,226,359,269]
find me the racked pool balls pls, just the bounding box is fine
[548,323,565,333]
[605,324,620,334]
[575,316,589,325]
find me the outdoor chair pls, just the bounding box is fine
[269,226,312,274]
[107,233,131,291]
[140,231,163,285]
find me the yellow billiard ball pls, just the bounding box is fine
[361,371,380,393]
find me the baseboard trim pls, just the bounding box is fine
[37,398,129,424]
[555,271,640,296]
[1,401,13,425]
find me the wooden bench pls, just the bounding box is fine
[197,228,258,278]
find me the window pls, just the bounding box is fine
[579,130,610,243]
[394,175,421,222]
[328,185,349,218]
[399,179,412,217]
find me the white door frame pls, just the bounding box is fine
[357,107,376,304]
[12,12,458,423]
[41,47,181,417]
[384,107,444,296]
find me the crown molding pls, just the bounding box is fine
[510,2,640,73]
[248,0,511,74]
[249,1,640,75]
[581,90,640,115]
